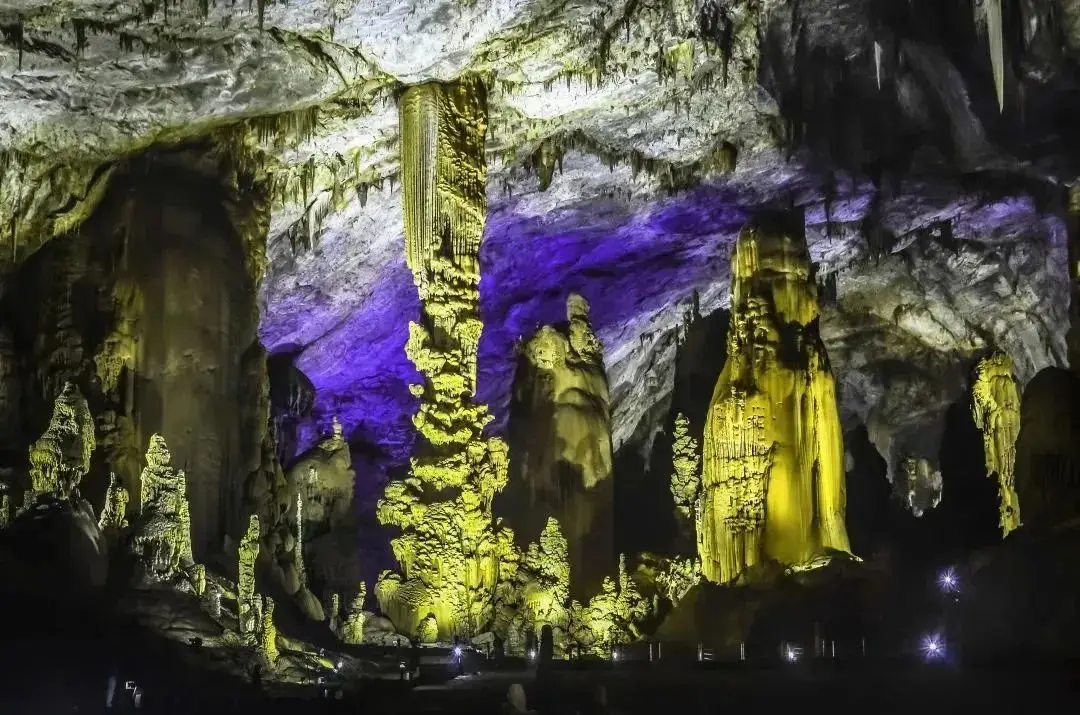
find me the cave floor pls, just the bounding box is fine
[396,665,1080,714]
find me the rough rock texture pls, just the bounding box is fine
[130,435,195,584]
[503,293,614,597]
[698,212,850,584]
[375,79,514,640]
[0,0,1076,567]
[971,351,1022,536]
[27,381,95,502]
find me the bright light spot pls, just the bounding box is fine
[453,646,463,657]
[938,567,959,594]
[335,660,343,670]
[527,649,536,660]
[921,634,945,660]
[612,650,619,661]
[784,644,801,663]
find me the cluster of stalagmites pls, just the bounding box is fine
[373,78,647,652]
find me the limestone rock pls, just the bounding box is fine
[699,212,851,584]
[504,293,615,597]
[28,382,95,502]
[971,352,1022,536]
[376,79,514,640]
[129,435,194,583]
[287,418,354,528]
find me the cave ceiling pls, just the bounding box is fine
[0,0,1076,476]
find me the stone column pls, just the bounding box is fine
[698,211,850,584]
[376,78,513,640]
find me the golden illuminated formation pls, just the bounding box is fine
[506,293,614,596]
[259,596,279,667]
[28,381,95,501]
[669,412,702,546]
[238,514,261,635]
[376,78,515,640]
[340,585,367,644]
[567,555,648,656]
[699,212,850,584]
[971,352,1022,536]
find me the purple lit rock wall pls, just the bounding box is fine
[259,159,1069,505]
[262,178,754,474]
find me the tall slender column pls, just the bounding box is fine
[376,78,512,641]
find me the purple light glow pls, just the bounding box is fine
[258,171,1054,485]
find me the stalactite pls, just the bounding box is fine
[376,78,515,641]
[873,40,883,90]
[698,212,850,584]
[987,0,1006,112]
[1067,184,1080,373]
[972,352,1022,536]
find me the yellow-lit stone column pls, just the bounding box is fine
[376,78,514,641]
[971,352,1022,536]
[698,212,850,584]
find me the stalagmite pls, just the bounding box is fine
[670,412,702,534]
[376,77,515,640]
[340,585,367,644]
[129,435,194,581]
[259,596,279,667]
[238,514,261,635]
[28,382,95,501]
[971,352,1022,536]
[504,293,614,597]
[698,212,850,584]
[98,472,130,537]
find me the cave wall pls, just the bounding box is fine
[130,183,256,555]
[0,151,266,560]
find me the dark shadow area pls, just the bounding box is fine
[843,424,893,559]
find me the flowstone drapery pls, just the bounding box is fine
[28,381,95,501]
[376,77,514,641]
[972,352,1022,536]
[699,213,850,584]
